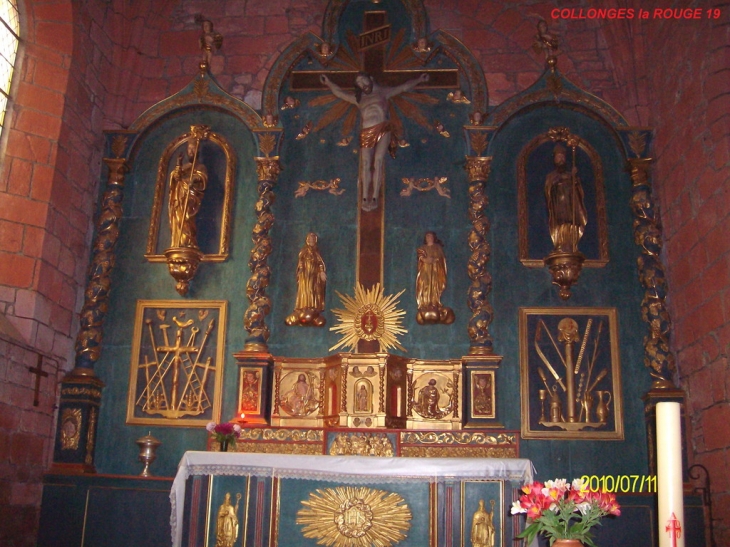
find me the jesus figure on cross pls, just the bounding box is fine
[320,72,429,211]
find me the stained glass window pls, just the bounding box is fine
[0,0,18,131]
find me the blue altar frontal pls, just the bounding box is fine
[172,452,534,547]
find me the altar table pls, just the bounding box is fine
[171,451,534,547]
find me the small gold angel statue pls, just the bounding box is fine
[196,16,222,66]
[447,89,471,104]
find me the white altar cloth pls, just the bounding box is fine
[170,451,534,547]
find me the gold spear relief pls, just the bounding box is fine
[127,301,227,426]
[519,308,623,440]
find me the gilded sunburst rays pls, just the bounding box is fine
[329,284,408,353]
[296,486,412,547]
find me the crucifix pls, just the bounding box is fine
[291,12,458,350]
[28,354,49,407]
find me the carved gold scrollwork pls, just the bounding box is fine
[400,177,450,197]
[294,178,344,198]
[74,158,128,368]
[465,156,494,354]
[629,158,677,389]
[243,157,280,351]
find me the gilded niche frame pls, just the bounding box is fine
[126,300,227,427]
[145,126,237,262]
[519,307,623,440]
[517,129,609,267]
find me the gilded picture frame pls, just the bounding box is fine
[469,370,496,420]
[126,300,227,426]
[237,367,263,416]
[517,129,609,267]
[519,307,623,440]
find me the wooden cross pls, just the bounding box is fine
[291,12,458,351]
[28,354,48,407]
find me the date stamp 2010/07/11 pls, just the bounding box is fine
[581,475,656,493]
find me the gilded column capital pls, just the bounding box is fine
[464,156,492,182]
[255,156,281,181]
[628,157,653,187]
[102,157,129,186]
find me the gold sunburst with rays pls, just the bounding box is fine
[329,284,407,353]
[296,486,412,547]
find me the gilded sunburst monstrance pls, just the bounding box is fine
[329,283,407,352]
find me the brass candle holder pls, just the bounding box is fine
[136,432,162,477]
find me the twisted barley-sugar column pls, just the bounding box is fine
[628,158,677,389]
[72,157,129,375]
[243,157,280,352]
[465,156,494,355]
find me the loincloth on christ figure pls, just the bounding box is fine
[359,121,398,158]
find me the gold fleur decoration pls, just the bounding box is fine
[296,486,411,547]
[259,133,276,157]
[111,135,127,158]
[193,78,209,99]
[329,283,407,353]
[628,131,647,158]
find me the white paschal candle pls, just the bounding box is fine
[656,402,685,547]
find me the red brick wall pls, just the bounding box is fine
[0,339,59,547]
[0,0,113,544]
[643,6,730,542]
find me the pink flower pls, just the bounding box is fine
[206,422,216,433]
[215,422,234,435]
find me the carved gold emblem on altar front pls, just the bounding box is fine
[297,486,411,547]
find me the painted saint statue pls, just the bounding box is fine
[286,232,327,326]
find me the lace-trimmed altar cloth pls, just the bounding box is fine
[170,451,534,547]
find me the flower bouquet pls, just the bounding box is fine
[206,421,241,451]
[511,478,620,547]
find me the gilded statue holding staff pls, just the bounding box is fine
[168,128,210,250]
[164,125,211,295]
[545,143,587,254]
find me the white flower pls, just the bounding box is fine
[206,421,216,433]
[576,502,592,515]
[571,477,588,493]
[233,424,242,434]
[510,500,526,514]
